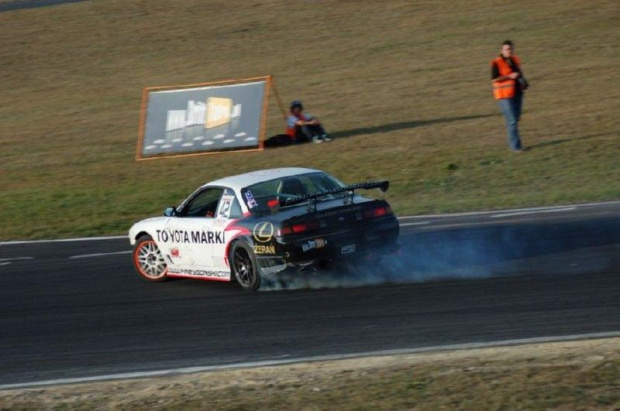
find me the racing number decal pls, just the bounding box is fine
[219,198,232,218]
[253,222,274,243]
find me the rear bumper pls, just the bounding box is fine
[257,217,400,275]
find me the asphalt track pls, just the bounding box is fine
[0,202,619,388]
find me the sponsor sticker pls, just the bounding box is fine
[254,245,276,254]
[170,248,180,258]
[244,190,258,209]
[168,268,229,278]
[340,244,356,255]
[316,205,362,219]
[156,229,225,244]
[253,222,274,243]
[301,238,328,253]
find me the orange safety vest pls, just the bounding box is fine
[491,55,521,99]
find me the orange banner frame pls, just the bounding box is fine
[136,75,273,161]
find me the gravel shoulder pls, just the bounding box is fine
[1,338,618,410]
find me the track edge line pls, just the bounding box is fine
[2,331,618,391]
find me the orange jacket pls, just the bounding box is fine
[491,55,521,99]
[286,113,308,139]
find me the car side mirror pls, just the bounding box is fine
[164,207,177,217]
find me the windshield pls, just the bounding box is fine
[242,172,346,211]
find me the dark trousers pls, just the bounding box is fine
[295,125,326,142]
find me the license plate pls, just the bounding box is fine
[340,244,356,254]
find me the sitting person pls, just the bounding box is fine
[286,100,332,144]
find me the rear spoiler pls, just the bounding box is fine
[280,180,389,207]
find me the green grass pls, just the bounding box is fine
[0,0,619,240]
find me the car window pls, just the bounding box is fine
[242,172,345,211]
[183,188,224,218]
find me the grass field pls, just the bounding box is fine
[0,0,618,240]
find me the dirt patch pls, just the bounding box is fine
[1,338,618,410]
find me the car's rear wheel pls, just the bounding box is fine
[230,241,262,291]
[133,235,168,282]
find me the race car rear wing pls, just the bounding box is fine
[280,180,390,208]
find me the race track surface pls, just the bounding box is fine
[0,202,619,387]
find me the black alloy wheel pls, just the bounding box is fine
[230,242,261,291]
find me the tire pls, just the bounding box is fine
[133,235,168,282]
[229,241,262,291]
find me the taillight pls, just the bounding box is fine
[374,207,387,217]
[364,205,391,219]
[277,220,319,236]
[278,226,292,236]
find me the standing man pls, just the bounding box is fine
[286,100,332,144]
[491,40,528,152]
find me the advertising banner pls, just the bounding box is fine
[137,76,271,160]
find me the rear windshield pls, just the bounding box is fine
[241,172,345,211]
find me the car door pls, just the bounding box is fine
[211,188,245,271]
[164,187,226,277]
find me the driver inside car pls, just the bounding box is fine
[279,178,307,197]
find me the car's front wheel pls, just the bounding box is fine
[230,241,262,291]
[133,235,168,282]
